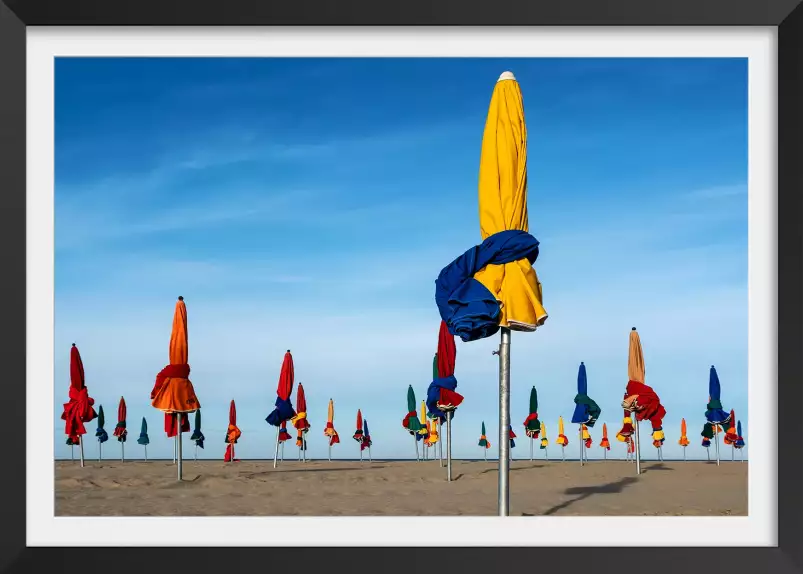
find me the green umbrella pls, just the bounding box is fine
[479,421,489,447]
[95,405,108,461]
[406,385,423,432]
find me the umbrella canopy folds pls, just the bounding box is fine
[325,399,340,447]
[724,409,739,445]
[292,383,311,436]
[113,397,128,442]
[678,418,690,447]
[523,386,540,438]
[508,425,517,448]
[571,362,601,427]
[137,417,149,446]
[417,400,429,442]
[478,421,491,448]
[361,418,372,451]
[599,423,610,450]
[427,321,464,420]
[540,421,548,449]
[96,405,108,443]
[278,420,292,443]
[226,400,242,445]
[403,385,423,434]
[556,416,568,447]
[61,344,98,444]
[150,297,199,437]
[734,421,745,449]
[618,328,666,448]
[426,418,439,446]
[191,409,205,448]
[353,409,365,443]
[434,73,547,342]
[581,424,592,448]
[266,351,296,427]
[705,366,731,425]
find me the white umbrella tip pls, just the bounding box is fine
[498,71,516,82]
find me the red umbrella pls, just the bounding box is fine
[353,409,364,443]
[293,384,310,432]
[268,350,296,467]
[278,420,292,442]
[429,320,463,481]
[225,399,242,462]
[61,344,98,460]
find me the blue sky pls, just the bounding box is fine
[54,57,748,462]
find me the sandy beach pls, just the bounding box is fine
[55,459,747,516]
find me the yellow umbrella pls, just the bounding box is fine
[556,416,568,462]
[539,421,549,460]
[324,398,340,461]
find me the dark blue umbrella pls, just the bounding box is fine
[95,405,108,443]
[705,365,731,424]
[191,409,205,449]
[571,362,601,427]
[735,420,745,448]
[137,417,149,446]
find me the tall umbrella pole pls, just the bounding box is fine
[79,436,84,468]
[194,444,197,461]
[447,411,453,482]
[71,445,74,462]
[714,425,721,466]
[281,442,284,461]
[530,437,533,461]
[176,429,183,481]
[413,434,419,462]
[98,438,102,462]
[438,420,443,467]
[634,417,641,475]
[497,327,511,516]
[732,444,735,462]
[545,446,548,461]
[273,427,280,468]
[329,443,332,462]
[145,445,148,462]
[121,441,125,463]
[173,438,176,464]
[683,446,686,461]
[579,425,583,467]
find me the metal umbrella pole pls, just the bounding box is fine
[731,444,734,462]
[683,446,686,461]
[497,327,511,516]
[579,425,583,467]
[71,445,74,462]
[530,437,533,461]
[634,416,641,475]
[714,425,721,466]
[98,439,102,462]
[272,427,280,468]
[447,411,453,481]
[194,444,197,461]
[329,443,332,462]
[176,430,183,481]
[173,437,176,464]
[79,436,84,468]
[413,434,420,462]
[121,441,125,463]
[145,445,148,462]
[281,442,284,461]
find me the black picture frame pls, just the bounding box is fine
[1,1,801,573]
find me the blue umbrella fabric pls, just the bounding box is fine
[137,417,149,446]
[95,405,109,443]
[705,365,731,425]
[735,420,745,449]
[191,409,205,449]
[571,362,601,427]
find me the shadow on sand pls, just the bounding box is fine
[532,476,639,516]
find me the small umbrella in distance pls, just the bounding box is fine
[478,421,491,461]
[734,420,745,461]
[324,399,340,461]
[704,365,731,466]
[523,386,541,461]
[61,343,98,467]
[150,297,200,481]
[278,421,292,461]
[572,362,601,466]
[266,350,296,468]
[678,418,690,461]
[137,417,149,461]
[556,416,568,461]
[539,422,549,460]
[402,385,423,461]
[191,409,205,460]
[224,400,242,463]
[724,409,739,461]
[113,397,128,462]
[362,418,372,462]
[96,405,108,461]
[417,400,430,459]
[292,383,310,462]
[427,321,464,480]
[508,425,516,449]
[701,421,713,460]
[353,409,365,461]
[599,423,611,460]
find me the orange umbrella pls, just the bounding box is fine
[678,418,690,460]
[599,422,611,459]
[150,296,200,480]
[324,399,340,460]
[113,396,128,461]
[224,400,241,462]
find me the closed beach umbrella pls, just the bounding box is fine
[61,343,97,467]
[403,386,423,461]
[418,400,429,441]
[572,362,600,466]
[618,328,666,472]
[581,424,592,448]
[556,415,569,461]
[150,297,199,481]
[362,418,372,453]
[523,386,541,438]
[704,365,731,466]
[324,399,340,458]
[113,397,127,462]
[426,418,439,448]
[478,421,491,461]
[224,400,241,463]
[599,423,610,458]
[679,418,690,446]
[137,417,149,461]
[540,422,549,453]
[191,409,205,450]
[508,425,516,448]
[279,421,292,443]
[724,409,739,444]
[353,409,365,460]
[735,420,745,461]
[95,405,108,460]
[427,321,463,479]
[292,384,310,462]
[433,71,547,516]
[267,350,296,468]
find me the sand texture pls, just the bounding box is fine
[55,459,747,517]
